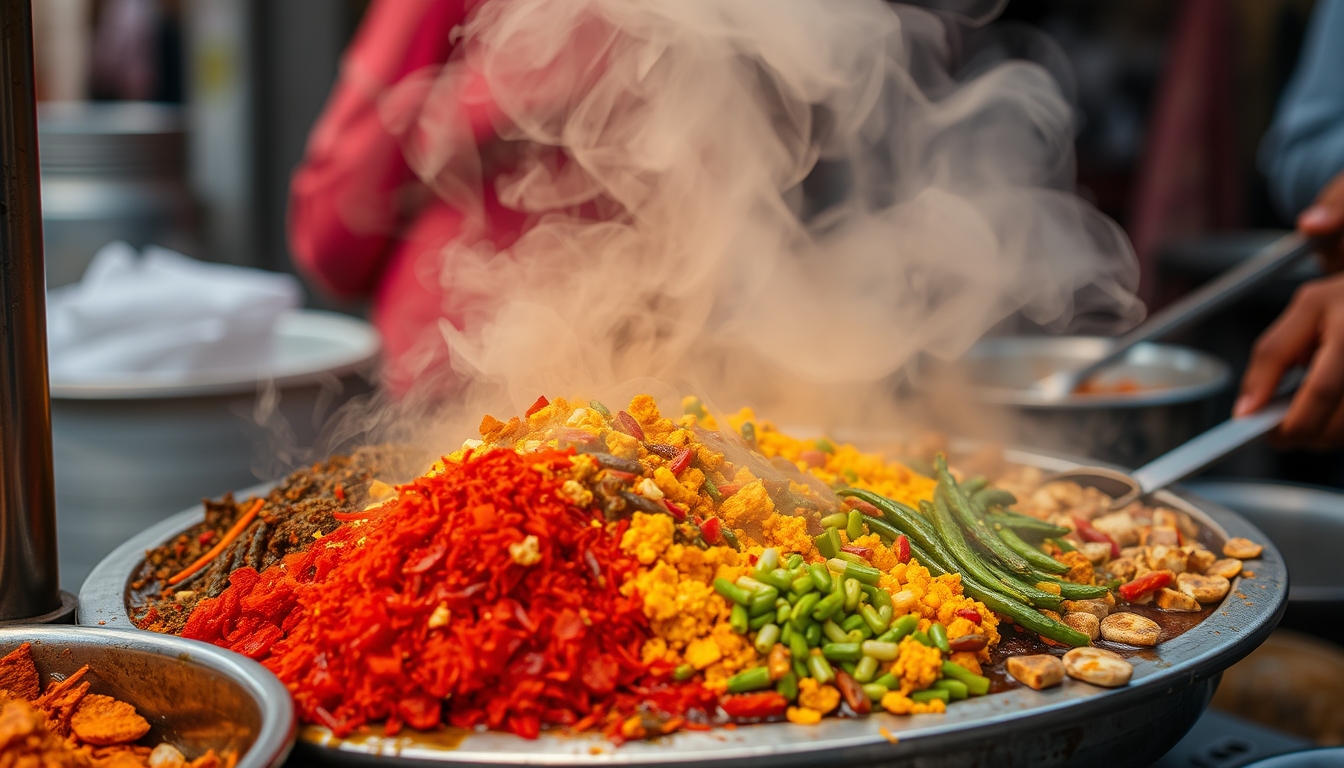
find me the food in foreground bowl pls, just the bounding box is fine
[130,395,1258,743]
[0,643,226,768]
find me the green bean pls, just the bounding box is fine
[936,457,1032,576]
[859,604,889,635]
[815,438,835,454]
[841,614,868,634]
[754,623,781,655]
[828,558,881,586]
[844,578,863,612]
[823,619,849,644]
[932,679,968,701]
[822,642,862,662]
[589,399,614,419]
[928,494,1034,604]
[776,604,791,624]
[1037,574,1110,599]
[873,672,899,690]
[878,613,919,644]
[912,630,931,646]
[812,591,846,622]
[821,512,848,529]
[789,629,809,661]
[878,605,893,624]
[703,476,723,503]
[804,623,822,647]
[847,629,869,644]
[806,564,827,594]
[673,663,695,682]
[987,512,1070,538]
[714,577,753,605]
[749,611,774,630]
[996,524,1070,574]
[749,593,778,617]
[954,576,1090,647]
[741,421,757,447]
[836,551,869,566]
[982,559,1064,610]
[972,488,1017,510]
[790,593,820,629]
[861,640,899,661]
[776,670,799,701]
[730,603,749,634]
[840,660,858,676]
[929,623,951,654]
[940,661,991,696]
[787,554,805,569]
[755,567,795,592]
[860,583,893,610]
[854,655,879,683]
[815,528,841,559]
[806,652,836,684]
[837,489,941,556]
[726,666,771,693]
[736,576,772,595]
[863,683,890,701]
[846,509,865,541]
[908,538,953,577]
[1048,536,1077,553]
[791,575,816,596]
[780,622,794,645]
[793,658,809,680]
[911,688,950,704]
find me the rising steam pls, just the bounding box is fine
[352,0,1142,446]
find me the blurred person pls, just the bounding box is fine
[1236,0,1344,448]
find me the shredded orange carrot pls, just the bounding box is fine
[168,499,264,586]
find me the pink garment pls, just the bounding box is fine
[288,0,524,395]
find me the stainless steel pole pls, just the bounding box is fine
[1,0,75,623]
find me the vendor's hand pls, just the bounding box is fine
[1300,170,1344,273]
[1235,272,1344,448]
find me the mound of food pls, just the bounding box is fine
[130,395,1260,742]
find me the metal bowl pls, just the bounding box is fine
[918,337,1232,467]
[78,447,1285,767]
[0,626,294,768]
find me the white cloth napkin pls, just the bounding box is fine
[47,242,303,382]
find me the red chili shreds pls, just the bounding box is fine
[181,448,708,740]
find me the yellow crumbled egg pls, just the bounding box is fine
[889,636,943,695]
[717,480,774,530]
[786,706,823,725]
[880,691,947,715]
[620,513,674,566]
[796,678,841,714]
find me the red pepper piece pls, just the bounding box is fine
[662,500,688,521]
[844,497,883,517]
[955,607,982,624]
[841,544,873,560]
[948,633,988,653]
[525,395,549,418]
[1073,516,1121,559]
[716,483,742,497]
[198,530,215,546]
[604,470,639,484]
[895,534,911,564]
[1119,571,1172,602]
[333,484,345,502]
[720,691,788,719]
[669,447,694,475]
[834,670,871,714]
[614,411,645,441]
[700,517,725,545]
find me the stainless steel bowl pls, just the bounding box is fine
[919,337,1232,467]
[78,447,1286,767]
[0,626,294,768]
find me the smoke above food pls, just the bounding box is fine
[335,0,1144,454]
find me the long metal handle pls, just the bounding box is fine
[1039,233,1317,398]
[1,0,62,620]
[1131,399,1290,497]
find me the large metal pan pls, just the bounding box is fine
[79,448,1286,767]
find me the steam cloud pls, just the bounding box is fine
[354,0,1143,447]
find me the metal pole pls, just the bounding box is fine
[1,0,75,623]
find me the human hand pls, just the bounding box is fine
[1299,169,1344,273]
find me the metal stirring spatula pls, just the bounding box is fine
[1044,372,1303,510]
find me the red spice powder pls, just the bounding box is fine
[183,448,711,739]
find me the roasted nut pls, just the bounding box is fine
[1205,558,1243,579]
[1091,511,1139,546]
[1063,647,1133,687]
[1062,612,1100,641]
[1099,612,1161,646]
[1079,542,1113,565]
[1184,547,1216,574]
[1147,545,1187,574]
[1155,587,1200,612]
[1106,556,1138,582]
[1176,572,1231,604]
[1061,599,1109,620]
[1223,538,1263,559]
[1143,526,1181,547]
[1006,654,1065,690]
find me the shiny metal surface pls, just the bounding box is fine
[80,448,1287,767]
[0,625,295,768]
[0,0,63,621]
[1036,233,1317,399]
[928,337,1232,467]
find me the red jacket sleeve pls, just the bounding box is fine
[288,0,471,299]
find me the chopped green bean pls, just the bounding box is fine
[912,630,932,646]
[776,670,799,701]
[791,576,816,596]
[879,613,919,644]
[878,605,893,624]
[854,655,879,683]
[911,688,950,704]
[836,551,869,565]
[790,593,821,629]
[776,604,791,624]
[932,679,968,701]
[863,683,890,701]
[929,623,951,654]
[673,663,695,682]
[815,528,842,559]
[844,578,863,612]
[714,577,753,605]
[754,623,781,655]
[703,476,723,503]
[860,640,899,661]
[780,622,794,645]
[755,568,795,592]
[841,614,868,634]
[740,421,757,447]
[873,672,899,690]
[846,509,865,541]
[806,651,836,684]
[846,630,867,644]
[812,591,846,622]
[807,563,833,593]
[757,548,780,571]
[748,611,774,630]
[789,629,809,661]
[815,438,835,454]
[823,620,849,644]
[804,623,822,647]
[827,558,881,586]
[786,554,805,569]
[859,604,890,635]
[793,658,809,680]
[730,603,749,634]
[726,666,771,694]
[821,512,849,529]
[940,661,991,696]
